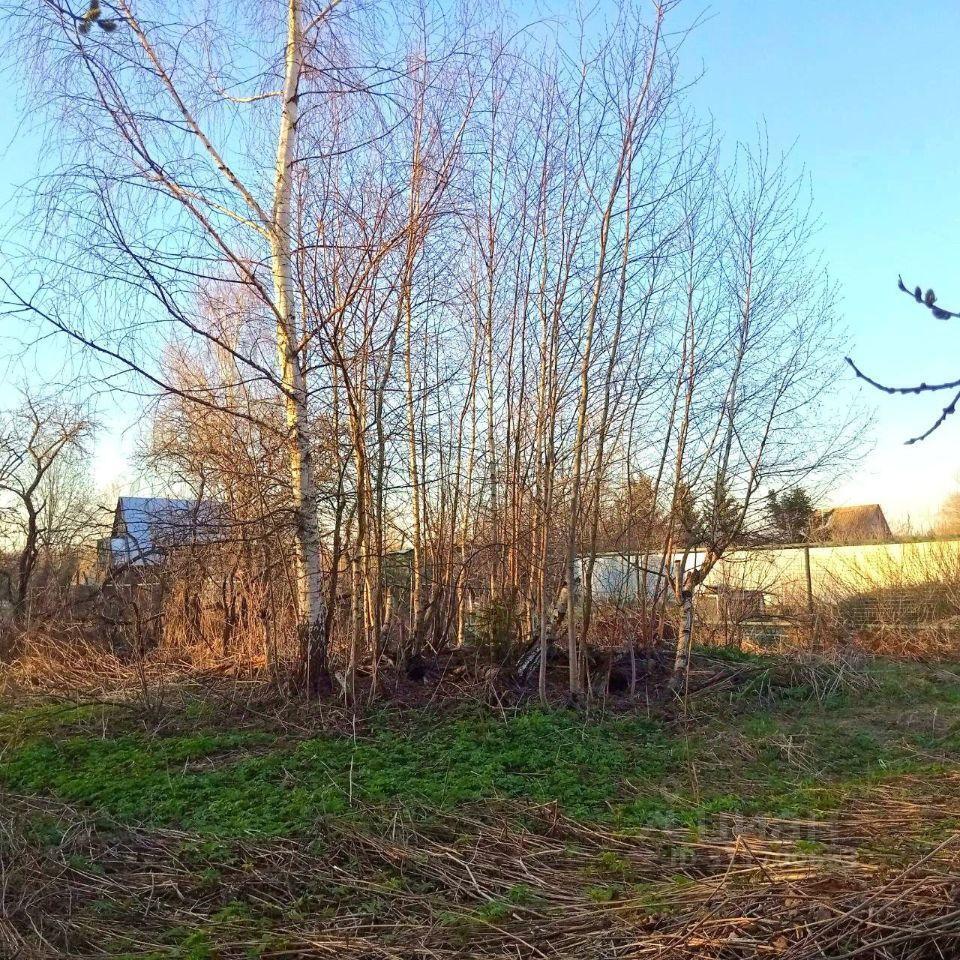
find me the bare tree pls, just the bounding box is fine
[0,395,94,623]
[0,0,478,694]
[0,1,862,701]
[935,486,960,536]
[665,140,861,684]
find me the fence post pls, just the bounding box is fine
[803,543,817,649]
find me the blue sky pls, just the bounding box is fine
[676,1,960,527]
[1,1,958,526]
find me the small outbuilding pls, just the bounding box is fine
[97,497,221,575]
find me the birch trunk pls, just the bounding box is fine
[272,0,327,694]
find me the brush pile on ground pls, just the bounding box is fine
[1,776,958,958]
[0,628,874,711]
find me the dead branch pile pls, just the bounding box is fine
[2,642,880,726]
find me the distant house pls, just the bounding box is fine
[816,504,892,544]
[97,497,222,574]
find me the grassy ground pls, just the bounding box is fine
[2,649,960,957]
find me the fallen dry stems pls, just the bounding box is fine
[2,773,959,958]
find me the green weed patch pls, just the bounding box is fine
[2,659,960,839]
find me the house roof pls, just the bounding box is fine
[819,504,892,543]
[105,496,221,567]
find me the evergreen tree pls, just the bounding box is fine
[767,487,815,542]
[601,474,660,551]
[698,478,742,549]
[672,481,701,547]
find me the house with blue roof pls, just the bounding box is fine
[97,497,221,575]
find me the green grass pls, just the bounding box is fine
[0,709,680,834]
[3,657,960,959]
[2,657,959,839]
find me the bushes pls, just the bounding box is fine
[467,598,525,662]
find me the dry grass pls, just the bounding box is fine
[2,647,959,958]
[2,773,959,959]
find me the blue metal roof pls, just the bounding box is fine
[105,496,220,567]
